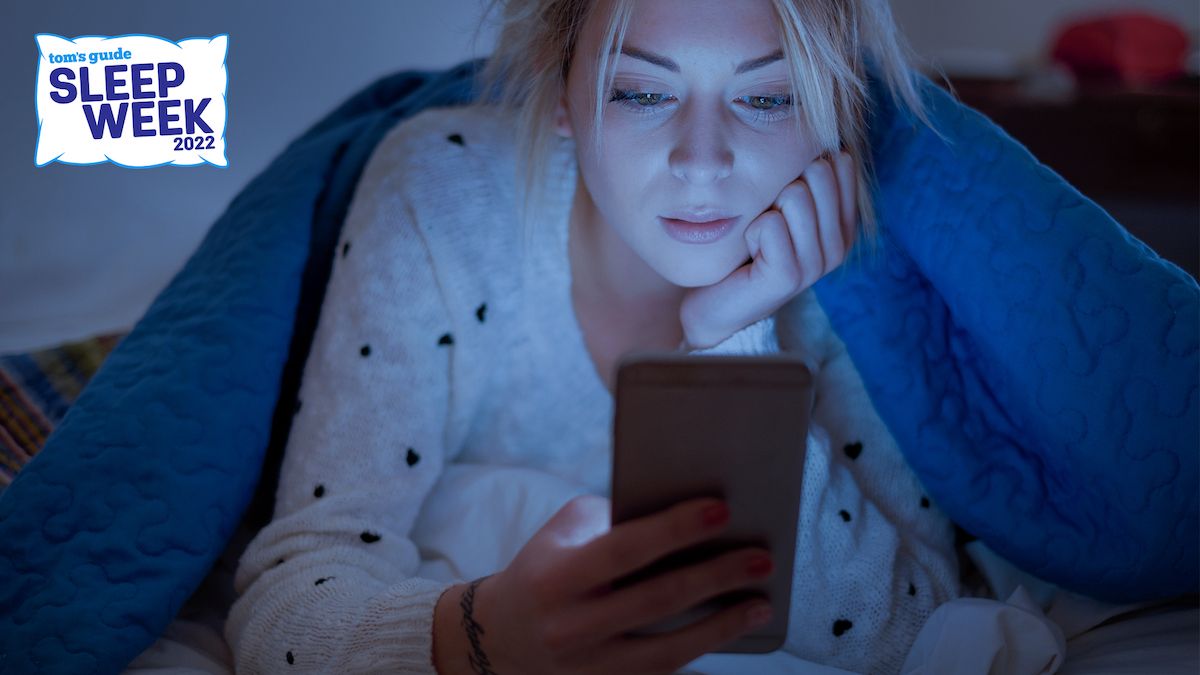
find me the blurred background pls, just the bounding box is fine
[1,0,1197,353]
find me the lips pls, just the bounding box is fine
[661,207,738,223]
[659,215,738,244]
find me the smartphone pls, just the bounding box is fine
[609,352,814,654]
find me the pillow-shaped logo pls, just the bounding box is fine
[34,33,228,168]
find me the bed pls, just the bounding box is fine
[1,57,1195,674]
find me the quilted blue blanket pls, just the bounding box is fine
[1,58,1195,674]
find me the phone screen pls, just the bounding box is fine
[610,353,813,653]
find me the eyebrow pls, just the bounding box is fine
[614,46,785,75]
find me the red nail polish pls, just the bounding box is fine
[701,503,730,528]
[748,555,773,577]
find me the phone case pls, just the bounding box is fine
[610,352,814,653]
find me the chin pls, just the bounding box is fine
[652,250,749,288]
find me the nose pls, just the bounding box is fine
[668,106,733,185]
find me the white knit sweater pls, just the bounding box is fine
[223,103,961,675]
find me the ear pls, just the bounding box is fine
[553,92,574,139]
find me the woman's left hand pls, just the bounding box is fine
[679,151,859,350]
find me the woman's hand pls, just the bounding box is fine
[433,495,775,675]
[679,151,859,350]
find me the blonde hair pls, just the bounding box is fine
[472,0,939,266]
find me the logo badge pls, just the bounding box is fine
[35,33,229,168]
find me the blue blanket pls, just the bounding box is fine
[1,58,1195,674]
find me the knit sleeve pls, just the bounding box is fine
[223,138,458,674]
[686,314,780,356]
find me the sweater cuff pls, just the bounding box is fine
[350,577,456,672]
[686,315,780,356]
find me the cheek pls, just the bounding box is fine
[585,129,653,200]
[743,136,819,204]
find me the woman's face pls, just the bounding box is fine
[558,0,821,288]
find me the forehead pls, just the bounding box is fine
[586,0,782,63]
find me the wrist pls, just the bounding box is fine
[433,583,469,675]
[432,577,502,675]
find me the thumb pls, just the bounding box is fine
[538,494,611,549]
[744,211,769,261]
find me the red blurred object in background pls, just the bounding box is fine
[1050,11,1190,85]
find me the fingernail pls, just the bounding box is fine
[746,604,773,628]
[747,555,773,578]
[701,503,730,528]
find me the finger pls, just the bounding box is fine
[565,546,773,644]
[833,150,858,250]
[557,497,730,597]
[798,156,845,276]
[773,178,823,286]
[609,597,773,674]
[539,495,612,549]
[680,213,795,348]
[750,210,802,289]
[743,213,765,262]
[705,210,797,313]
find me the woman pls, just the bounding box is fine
[224,1,958,673]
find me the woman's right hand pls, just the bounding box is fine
[679,152,857,350]
[434,494,776,675]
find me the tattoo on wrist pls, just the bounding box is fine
[459,575,498,675]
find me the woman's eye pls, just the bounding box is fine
[632,92,666,106]
[737,94,795,123]
[607,88,794,122]
[608,88,675,112]
[743,95,791,110]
